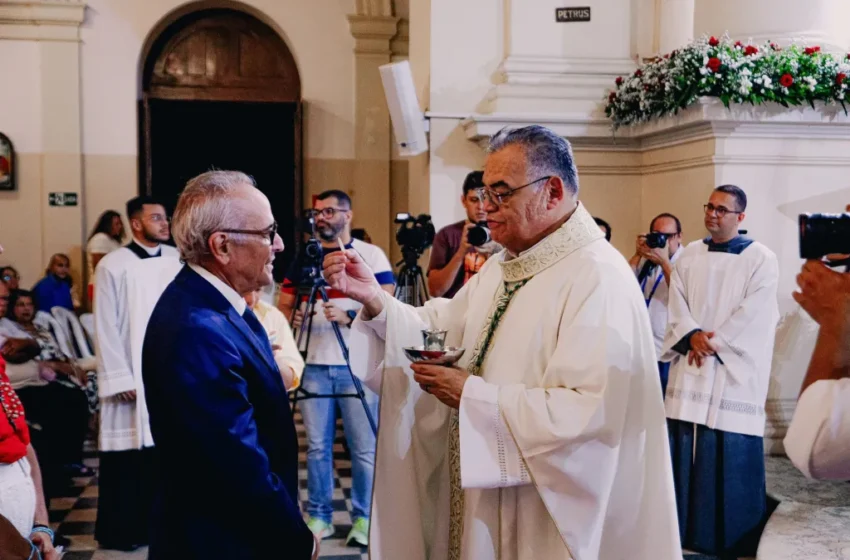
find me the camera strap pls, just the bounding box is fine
[640,271,664,308]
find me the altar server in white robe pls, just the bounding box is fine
[323,125,681,560]
[93,195,178,550]
[662,185,779,557]
[785,252,850,480]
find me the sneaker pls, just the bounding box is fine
[346,517,369,547]
[307,517,335,540]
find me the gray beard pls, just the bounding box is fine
[318,224,344,242]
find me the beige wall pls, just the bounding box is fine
[0,0,408,291]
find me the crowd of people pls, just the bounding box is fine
[0,124,847,559]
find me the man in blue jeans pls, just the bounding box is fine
[279,190,394,547]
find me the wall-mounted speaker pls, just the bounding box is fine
[379,61,428,157]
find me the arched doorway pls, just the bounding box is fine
[139,8,301,279]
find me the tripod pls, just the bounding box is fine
[289,273,378,437]
[394,248,429,307]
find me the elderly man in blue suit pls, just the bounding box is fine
[142,171,318,559]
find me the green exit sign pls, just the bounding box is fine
[48,192,78,207]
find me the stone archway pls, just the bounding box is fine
[138,7,302,278]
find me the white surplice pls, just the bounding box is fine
[348,203,680,560]
[661,238,779,436]
[94,244,180,451]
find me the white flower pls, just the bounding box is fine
[763,76,773,88]
[700,67,708,75]
[840,92,846,99]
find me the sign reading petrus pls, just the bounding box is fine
[555,7,591,22]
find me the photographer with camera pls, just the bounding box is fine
[427,171,502,298]
[278,190,394,547]
[784,207,850,480]
[627,213,684,395]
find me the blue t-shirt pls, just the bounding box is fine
[32,274,74,313]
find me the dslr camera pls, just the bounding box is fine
[799,213,850,260]
[395,213,436,257]
[467,222,491,247]
[644,232,668,249]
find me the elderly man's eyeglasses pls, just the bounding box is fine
[219,222,278,245]
[481,176,552,206]
[308,207,349,220]
[703,204,742,218]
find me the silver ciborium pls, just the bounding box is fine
[402,329,465,365]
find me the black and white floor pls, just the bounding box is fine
[51,414,840,560]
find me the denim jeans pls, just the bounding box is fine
[300,365,379,523]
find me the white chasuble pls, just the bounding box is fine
[349,203,681,560]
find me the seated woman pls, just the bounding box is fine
[0,290,92,488]
[0,339,59,560]
[31,254,78,313]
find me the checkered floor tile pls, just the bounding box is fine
[50,414,366,559]
[49,418,741,560]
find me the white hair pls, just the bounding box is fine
[171,170,257,265]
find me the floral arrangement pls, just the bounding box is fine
[605,34,850,129]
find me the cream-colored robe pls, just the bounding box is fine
[349,204,681,560]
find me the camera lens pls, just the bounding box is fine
[468,222,491,247]
[645,232,668,249]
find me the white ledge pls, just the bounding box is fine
[463,98,850,148]
[0,0,86,41]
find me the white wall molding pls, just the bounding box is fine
[0,0,86,42]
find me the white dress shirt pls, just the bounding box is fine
[188,264,246,315]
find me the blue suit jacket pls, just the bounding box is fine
[142,266,313,559]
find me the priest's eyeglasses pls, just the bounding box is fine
[307,207,350,219]
[219,222,278,244]
[703,204,742,218]
[481,176,553,206]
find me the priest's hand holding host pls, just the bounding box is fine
[325,248,470,408]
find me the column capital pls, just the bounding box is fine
[0,0,86,41]
[391,18,409,60]
[348,14,400,55]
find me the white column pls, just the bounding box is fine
[658,0,694,53]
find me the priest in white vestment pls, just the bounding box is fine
[323,126,681,560]
[661,185,779,557]
[785,257,850,480]
[93,196,178,550]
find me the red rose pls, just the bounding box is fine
[609,92,617,103]
[635,69,643,77]
[709,36,719,47]
[615,76,623,86]
[707,57,722,72]
[744,45,758,56]
[838,73,847,85]
[734,41,743,48]
[780,73,794,87]
[804,46,821,55]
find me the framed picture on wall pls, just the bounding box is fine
[0,133,14,191]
